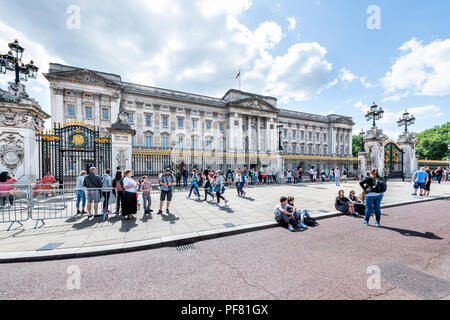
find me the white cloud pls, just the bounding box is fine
[382,38,450,97]
[360,76,375,88]
[287,17,296,31]
[354,101,370,113]
[339,68,357,84]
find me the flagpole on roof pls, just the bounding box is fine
[239,70,241,91]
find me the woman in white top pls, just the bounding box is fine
[122,169,138,219]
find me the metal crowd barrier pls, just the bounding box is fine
[30,187,117,228]
[0,188,30,231]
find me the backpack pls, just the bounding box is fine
[374,179,387,193]
[304,217,318,227]
[116,179,124,192]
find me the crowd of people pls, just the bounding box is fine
[284,167,349,185]
[411,166,449,197]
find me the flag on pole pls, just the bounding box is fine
[236,71,241,79]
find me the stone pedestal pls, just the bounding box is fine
[397,132,418,177]
[0,86,50,184]
[276,153,285,182]
[108,128,136,171]
[361,127,388,174]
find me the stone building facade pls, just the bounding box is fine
[44,63,355,173]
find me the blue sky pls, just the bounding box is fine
[0,0,449,138]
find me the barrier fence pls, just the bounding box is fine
[0,185,118,230]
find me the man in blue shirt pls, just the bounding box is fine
[412,167,429,197]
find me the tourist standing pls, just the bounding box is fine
[287,170,292,184]
[83,167,103,217]
[141,176,153,214]
[182,167,188,188]
[122,169,138,219]
[267,167,273,184]
[412,167,429,197]
[0,172,17,207]
[112,171,124,215]
[360,168,385,227]
[335,167,341,186]
[102,169,113,215]
[435,167,443,184]
[159,168,176,215]
[202,169,215,201]
[424,167,432,196]
[75,171,87,215]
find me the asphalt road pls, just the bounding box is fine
[0,199,449,300]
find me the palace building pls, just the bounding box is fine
[44,63,356,175]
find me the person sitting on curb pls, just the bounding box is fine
[286,196,318,229]
[274,196,301,232]
[334,190,355,215]
[349,190,366,216]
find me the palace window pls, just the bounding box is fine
[145,136,152,147]
[192,119,198,130]
[146,115,152,125]
[101,108,109,121]
[219,123,224,132]
[162,137,169,148]
[206,121,212,131]
[292,131,296,139]
[192,138,199,150]
[178,118,184,129]
[67,104,76,117]
[219,139,224,151]
[85,106,93,119]
[132,136,135,146]
[162,116,169,127]
[128,113,134,124]
[206,139,212,150]
[301,131,304,140]
[308,132,312,141]
[178,137,184,149]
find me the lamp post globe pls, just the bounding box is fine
[8,39,24,60]
[1,39,39,91]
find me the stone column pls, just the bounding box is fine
[50,88,64,124]
[238,115,243,151]
[228,113,234,152]
[265,118,270,153]
[248,116,252,152]
[397,132,419,177]
[94,94,101,124]
[257,117,261,153]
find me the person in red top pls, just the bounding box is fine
[0,172,18,207]
[33,172,57,196]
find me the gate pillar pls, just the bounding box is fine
[362,127,388,174]
[397,132,418,178]
[0,87,49,184]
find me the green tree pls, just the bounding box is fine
[352,135,363,157]
[415,122,450,160]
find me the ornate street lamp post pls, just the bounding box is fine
[359,129,365,152]
[397,110,416,133]
[277,124,284,152]
[0,39,39,89]
[365,102,384,128]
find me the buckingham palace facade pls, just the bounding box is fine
[44,63,356,175]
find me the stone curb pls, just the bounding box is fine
[0,196,448,264]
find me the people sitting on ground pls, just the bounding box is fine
[335,190,355,215]
[349,190,366,216]
[286,196,319,228]
[274,196,301,232]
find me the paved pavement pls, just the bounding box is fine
[0,180,449,261]
[0,199,448,300]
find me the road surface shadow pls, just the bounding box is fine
[380,226,444,240]
[239,196,255,202]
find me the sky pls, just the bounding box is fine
[0,0,449,139]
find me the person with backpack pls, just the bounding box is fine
[83,167,103,217]
[187,169,200,200]
[359,168,386,227]
[159,168,176,215]
[112,171,124,215]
